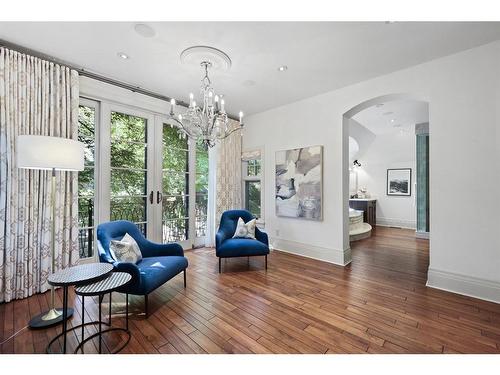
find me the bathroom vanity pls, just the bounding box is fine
[349,198,377,227]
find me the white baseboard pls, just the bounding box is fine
[269,237,351,266]
[376,217,416,229]
[427,268,500,304]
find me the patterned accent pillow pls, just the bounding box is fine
[232,217,257,240]
[109,233,143,264]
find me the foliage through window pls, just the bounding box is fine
[110,111,148,235]
[245,181,261,218]
[196,140,209,237]
[243,156,262,219]
[78,104,96,258]
[162,124,189,242]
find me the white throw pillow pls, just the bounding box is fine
[109,233,143,264]
[232,217,257,240]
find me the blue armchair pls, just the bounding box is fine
[97,220,188,316]
[216,210,269,273]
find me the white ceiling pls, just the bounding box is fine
[1,22,500,116]
[353,99,429,135]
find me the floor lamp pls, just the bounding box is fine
[17,135,84,329]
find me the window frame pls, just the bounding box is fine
[77,97,100,263]
[242,148,264,223]
[158,120,192,245]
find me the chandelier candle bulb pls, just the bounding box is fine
[221,99,225,113]
[239,111,244,124]
[189,93,194,107]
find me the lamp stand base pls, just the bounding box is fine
[29,308,74,329]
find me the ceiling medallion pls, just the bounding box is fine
[168,46,242,148]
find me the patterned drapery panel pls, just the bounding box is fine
[0,48,80,303]
[215,119,242,226]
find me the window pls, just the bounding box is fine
[195,141,209,237]
[110,111,148,236]
[78,102,97,258]
[242,152,263,219]
[245,181,261,218]
[162,124,189,242]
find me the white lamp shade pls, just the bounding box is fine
[17,135,85,171]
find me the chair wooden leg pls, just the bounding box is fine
[265,255,268,270]
[144,294,149,318]
[219,257,222,273]
[183,270,187,288]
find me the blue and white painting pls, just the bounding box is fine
[275,145,323,220]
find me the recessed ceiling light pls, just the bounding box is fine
[278,65,288,72]
[117,52,130,60]
[134,23,156,38]
[391,119,395,123]
[383,111,394,116]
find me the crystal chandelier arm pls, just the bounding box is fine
[221,123,244,139]
[167,116,192,138]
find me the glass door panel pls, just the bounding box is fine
[109,111,149,236]
[78,101,98,259]
[195,140,209,240]
[160,124,191,246]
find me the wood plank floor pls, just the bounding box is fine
[2,226,500,354]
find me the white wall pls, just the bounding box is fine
[354,131,416,229]
[243,41,500,303]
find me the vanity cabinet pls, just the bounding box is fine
[349,199,377,227]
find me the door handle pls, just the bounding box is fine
[149,190,154,204]
[157,191,163,204]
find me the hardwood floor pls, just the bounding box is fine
[2,226,500,354]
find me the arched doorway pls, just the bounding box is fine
[342,93,430,266]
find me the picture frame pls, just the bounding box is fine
[386,168,412,196]
[275,145,323,220]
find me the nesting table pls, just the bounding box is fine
[75,272,131,354]
[46,263,131,354]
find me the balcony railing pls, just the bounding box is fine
[78,198,208,258]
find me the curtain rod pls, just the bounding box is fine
[0,39,239,121]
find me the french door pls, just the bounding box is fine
[151,117,195,249]
[78,100,208,259]
[102,104,156,240]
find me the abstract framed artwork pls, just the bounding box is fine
[275,145,323,220]
[387,168,412,196]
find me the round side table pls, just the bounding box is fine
[46,263,113,354]
[74,272,132,354]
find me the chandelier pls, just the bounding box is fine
[167,60,244,148]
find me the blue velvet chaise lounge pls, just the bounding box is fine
[215,210,269,273]
[97,220,188,316]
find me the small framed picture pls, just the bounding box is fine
[387,168,412,196]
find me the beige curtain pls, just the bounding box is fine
[0,47,80,303]
[215,119,242,225]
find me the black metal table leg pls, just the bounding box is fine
[62,286,69,354]
[98,294,102,354]
[81,296,85,347]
